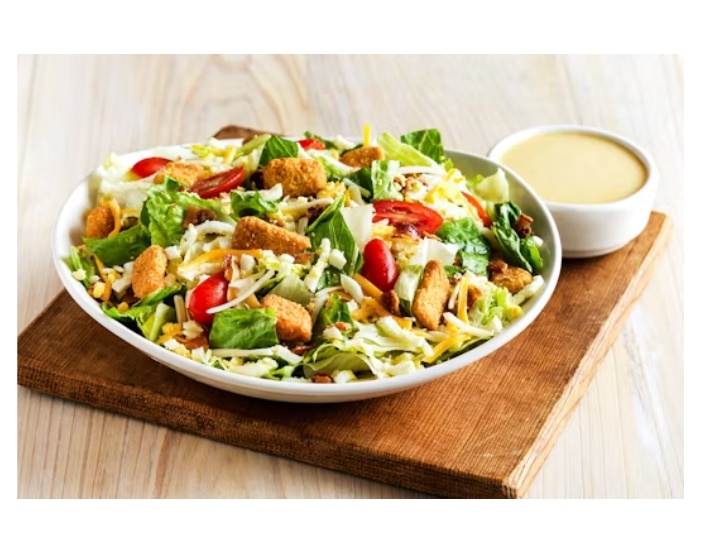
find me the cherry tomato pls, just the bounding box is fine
[187,272,229,325]
[130,157,171,178]
[189,167,245,199]
[361,238,399,292]
[372,200,444,236]
[298,138,326,151]
[461,192,492,228]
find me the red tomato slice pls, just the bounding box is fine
[372,200,444,235]
[189,167,245,199]
[298,138,326,151]
[361,238,399,292]
[131,157,171,178]
[187,272,229,326]
[461,192,492,228]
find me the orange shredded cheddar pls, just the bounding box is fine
[101,198,122,238]
[245,294,261,309]
[181,249,263,269]
[352,273,383,301]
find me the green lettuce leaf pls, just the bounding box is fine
[305,196,363,276]
[435,217,491,275]
[267,273,314,306]
[230,190,279,218]
[258,135,298,167]
[400,129,445,163]
[468,169,510,204]
[67,245,98,288]
[301,343,373,379]
[492,202,543,274]
[102,285,182,341]
[393,264,424,316]
[208,308,279,349]
[83,224,151,266]
[313,294,354,340]
[376,132,437,167]
[370,160,403,201]
[141,178,228,248]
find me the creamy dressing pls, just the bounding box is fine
[498,132,647,204]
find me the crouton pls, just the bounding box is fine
[340,146,384,169]
[154,162,209,187]
[261,294,312,342]
[262,157,327,197]
[412,259,451,330]
[85,205,115,239]
[132,245,168,299]
[489,258,532,294]
[232,216,310,255]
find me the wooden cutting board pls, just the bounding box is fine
[17,126,673,498]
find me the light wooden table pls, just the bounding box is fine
[17,54,683,498]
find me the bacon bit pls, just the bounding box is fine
[183,206,217,229]
[177,334,209,350]
[467,285,482,310]
[333,322,350,331]
[514,213,534,238]
[294,253,314,265]
[380,290,401,316]
[290,344,314,355]
[312,373,334,384]
[392,222,420,240]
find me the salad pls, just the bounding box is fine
[66,127,546,384]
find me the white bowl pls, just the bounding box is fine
[488,125,658,259]
[52,141,562,403]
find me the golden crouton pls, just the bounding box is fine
[262,158,327,197]
[232,216,310,255]
[131,245,168,299]
[85,205,115,239]
[154,162,209,187]
[489,259,532,294]
[412,260,451,331]
[261,294,312,342]
[340,146,384,169]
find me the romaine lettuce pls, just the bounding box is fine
[400,129,446,163]
[83,224,151,266]
[208,308,279,349]
[258,135,298,167]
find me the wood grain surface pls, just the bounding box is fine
[16,55,684,498]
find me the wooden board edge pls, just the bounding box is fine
[504,212,673,498]
[19,356,510,498]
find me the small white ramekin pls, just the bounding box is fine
[488,124,658,259]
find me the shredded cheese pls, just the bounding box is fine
[245,293,261,309]
[363,124,371,147]
[179,249,263,271]
[92,254,114,302]
[424,333,470,364]
[351,298,412,330]
[352,273,383,301]
[223,146,237,164]
[101,198,122,238]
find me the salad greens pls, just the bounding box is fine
[67,127,547,384]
